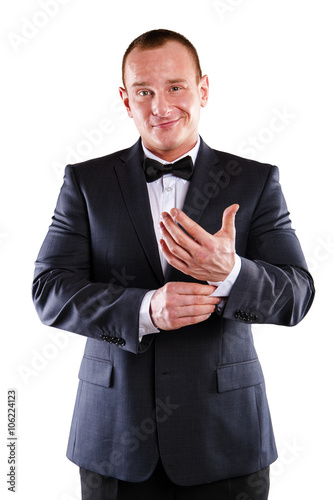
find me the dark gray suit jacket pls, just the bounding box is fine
[32,138,314,486]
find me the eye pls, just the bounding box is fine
[137,90,152,96]
[170,86,182,92]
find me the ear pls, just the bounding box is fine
[199,75,209,108]
[119,87,133,118]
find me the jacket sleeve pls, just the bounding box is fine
[32,165,153,354]
[223,165,315,325]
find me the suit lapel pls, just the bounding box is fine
[115,140,164,285]
[115,138,227,285]
[183,139,224,224]
[165,139,226,283]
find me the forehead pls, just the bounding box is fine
[124,41,197,85]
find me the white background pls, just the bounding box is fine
[1,0,332,498]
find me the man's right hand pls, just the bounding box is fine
[149,282,221,331]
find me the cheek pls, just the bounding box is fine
[130,106,149,128]
[178,96,200,118]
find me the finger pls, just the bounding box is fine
[171,294,221,307]
[163,282,218,305]
[159,239,207,279]
[220,204,239,236]
[160,213,200,253]
[167,209,210,245]
[159,239,214,280]
[159,221,193,260]
[176,303,218,318]
[159,239,190,274]
[164,281,217,296]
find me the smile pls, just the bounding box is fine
[152,118,181,129]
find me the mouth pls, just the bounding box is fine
[152,118,181,129]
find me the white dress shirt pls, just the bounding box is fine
[139,137,241,338]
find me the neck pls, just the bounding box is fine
[143,139,199,163]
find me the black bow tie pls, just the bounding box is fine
[143,156,194,183]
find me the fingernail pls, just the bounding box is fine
[160,212,168,219]
[170,208,178,218]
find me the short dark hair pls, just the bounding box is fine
[122,29,202,86]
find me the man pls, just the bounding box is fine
[32,29,315,499]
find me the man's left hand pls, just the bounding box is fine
[159,204,239,282]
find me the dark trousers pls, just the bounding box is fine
[80,460,270,500]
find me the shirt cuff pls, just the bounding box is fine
[208,254,242,297]
[139,290,160,342]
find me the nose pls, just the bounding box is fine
[151,92,171,117]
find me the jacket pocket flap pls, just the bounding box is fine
[216,359,264,393]
[78,356,113,387]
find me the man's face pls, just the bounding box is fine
[119,41,209,162]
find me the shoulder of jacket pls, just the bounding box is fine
[212,148,276,172]
[66,147,130,171]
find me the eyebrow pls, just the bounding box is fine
[131,78,188,88]
[167,79,188,84]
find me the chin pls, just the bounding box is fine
[150,139,180,152]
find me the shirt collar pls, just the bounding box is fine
[141,136,201,166]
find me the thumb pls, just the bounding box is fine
[220,204,239,236]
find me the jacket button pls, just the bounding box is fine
[234,310,257,322]
[100,335,126,346]
[112,337,126,347]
